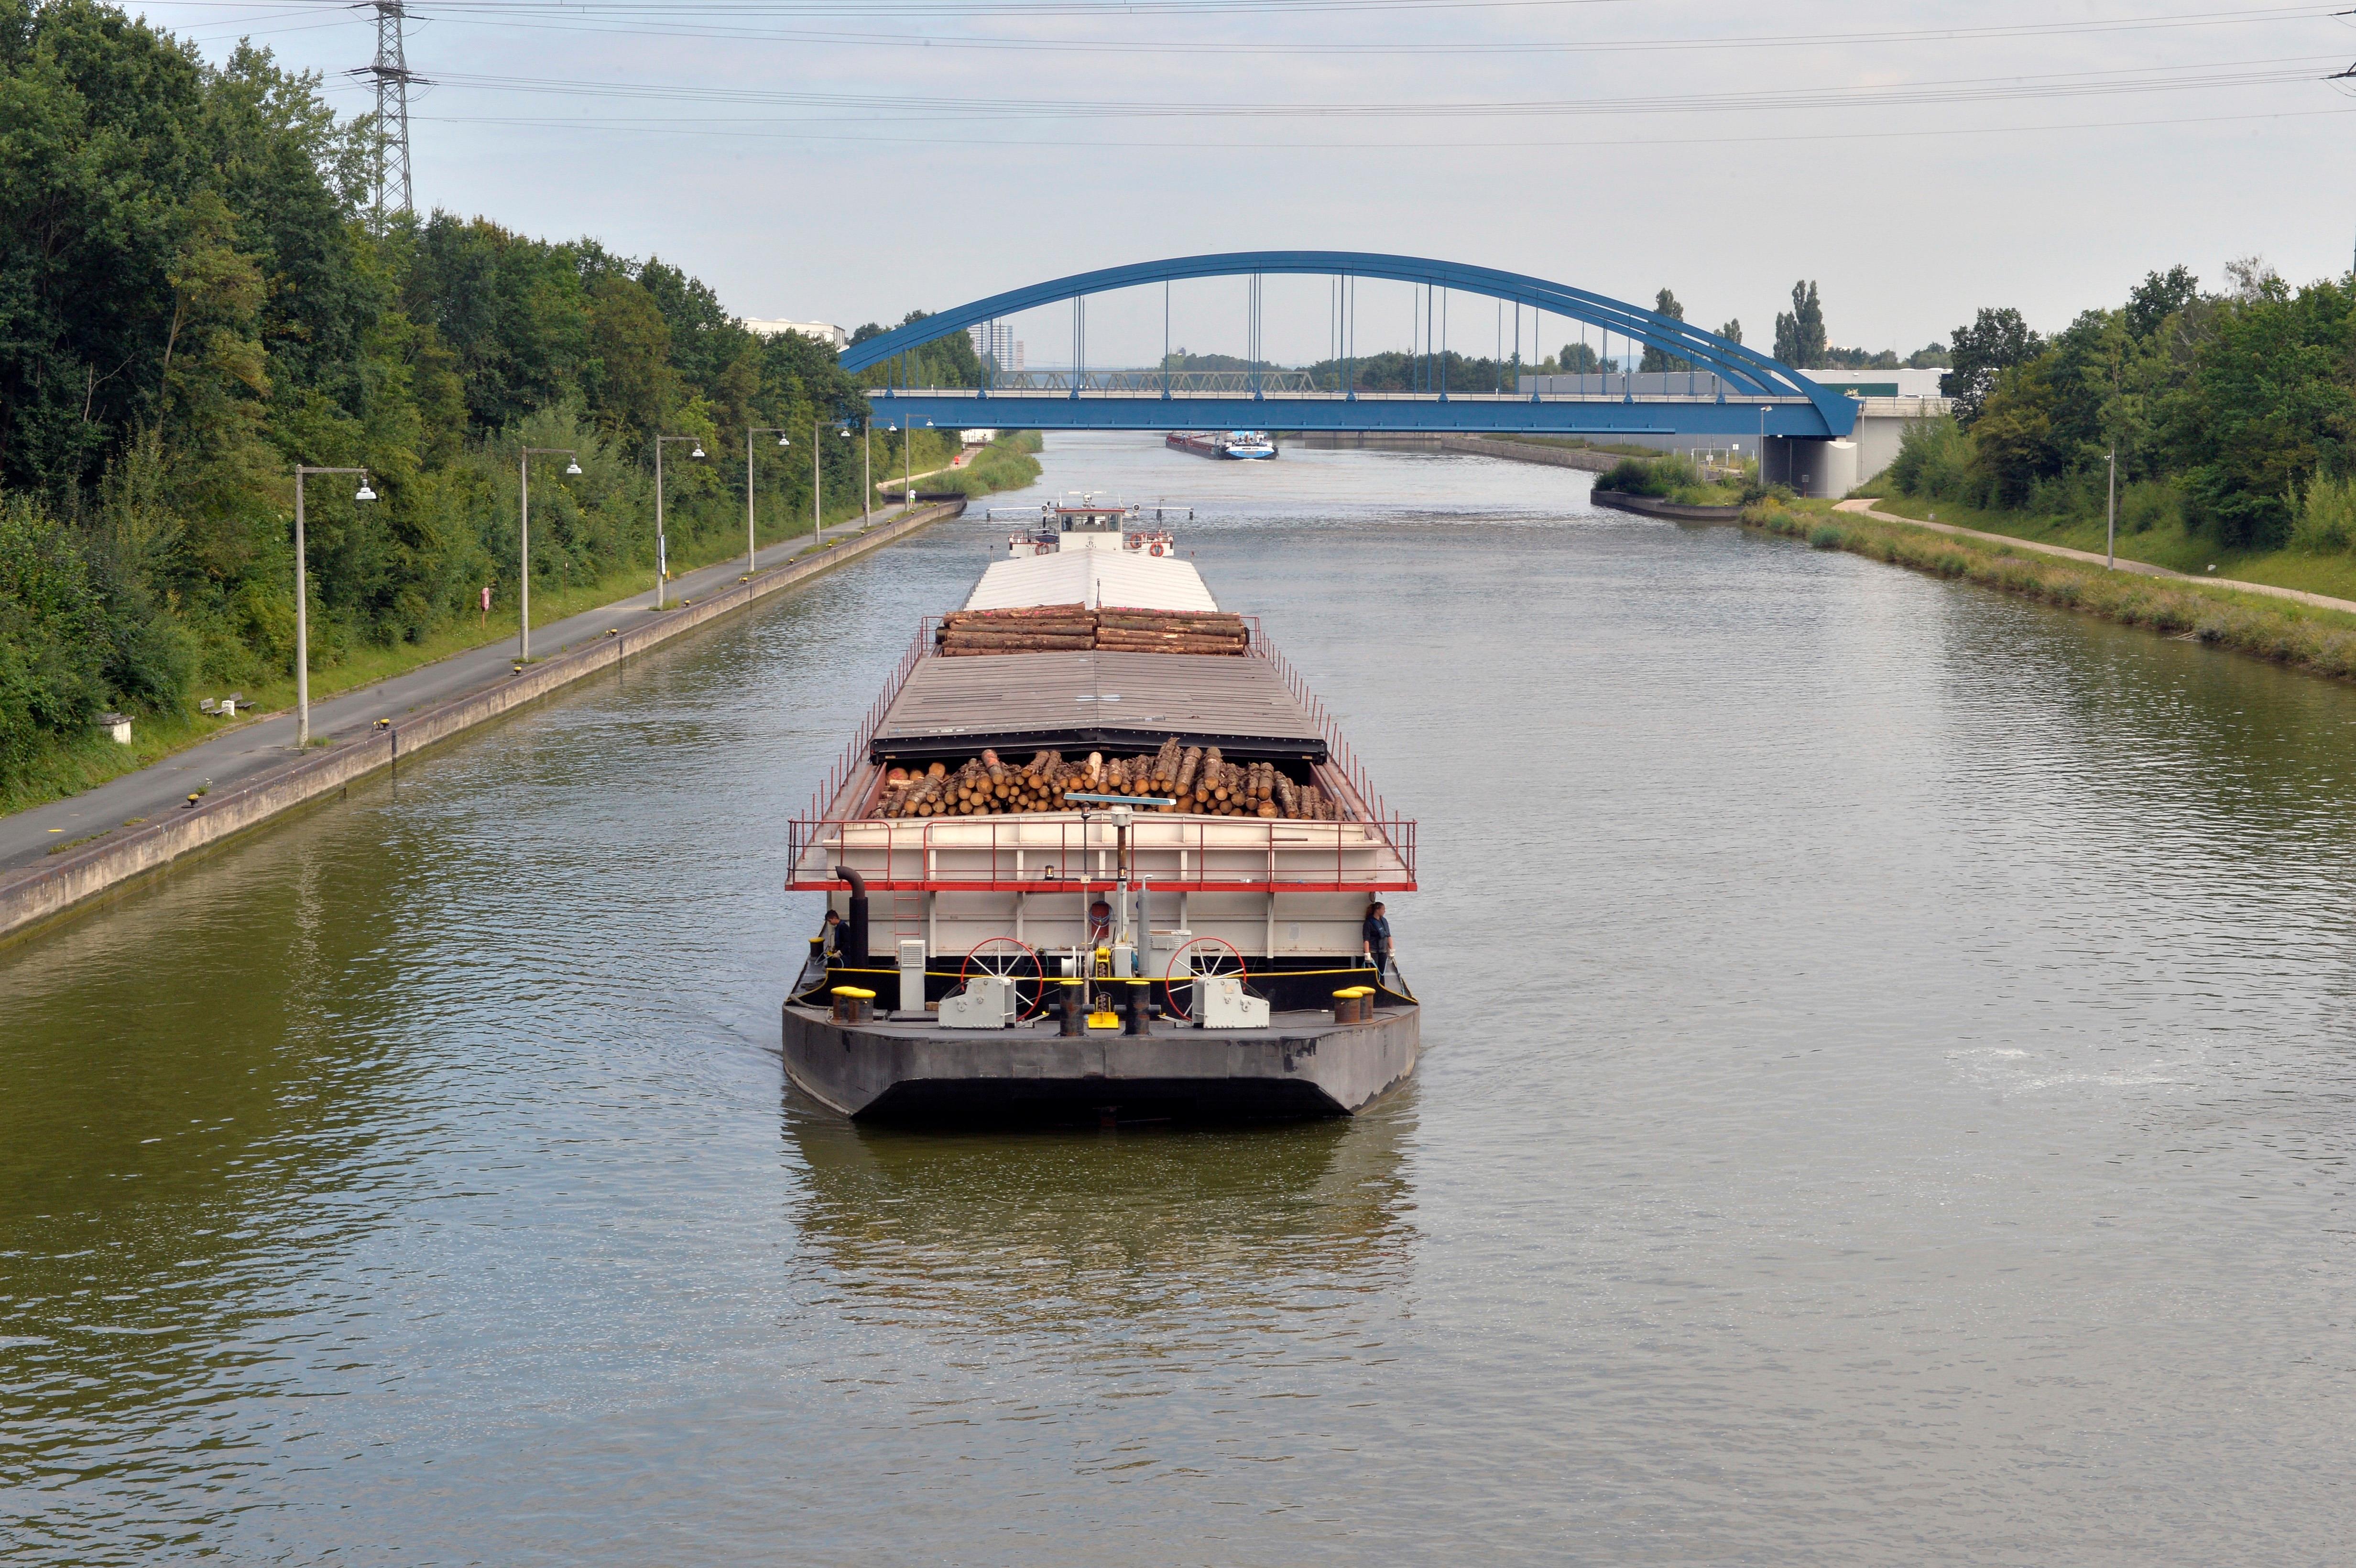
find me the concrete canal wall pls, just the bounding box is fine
[0,501,967,946]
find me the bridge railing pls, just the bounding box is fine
[988,368,1319,394]
[880,386,1814,405]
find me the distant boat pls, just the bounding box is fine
[1166,431,1278,460]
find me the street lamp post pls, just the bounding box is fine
[862,419,873,528]
[291,465,376,750]
[1757,405,1772,486]
[2105,446,2117,570]
[747,426,789,574]
[652,434,705,609]
[519,446,580,662]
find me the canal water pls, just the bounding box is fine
[6,434,2352,1563]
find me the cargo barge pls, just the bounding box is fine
[781,496,1417,1125]
[1167,430,1278,460]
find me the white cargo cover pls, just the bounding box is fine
[965,550,1219,613]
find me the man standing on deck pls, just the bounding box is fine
[1362,902,1393,987]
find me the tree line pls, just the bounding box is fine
[0,0,923,790]
[1892,259,2353,551]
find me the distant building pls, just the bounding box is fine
[745,319,848,350]
[1799,368,1947,399]
[967,322,1023,371]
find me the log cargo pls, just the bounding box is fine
[869,735,1348,821]
[929,603,1251,655]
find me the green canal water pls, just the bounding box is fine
[5,434,2353,1562]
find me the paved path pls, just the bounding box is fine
[1833,499,2356,617]
[0,520,905,874]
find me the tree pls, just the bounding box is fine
[1716,319,1741,346]
[1773,281,1826,369]
[1940,307,2043,426]
[582,275,679,441]
[2124,266,2199,342]
[1559,341,1601,375]
[2166,276,2355,548]
[1640,288,1687,372]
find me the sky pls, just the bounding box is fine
[137,0,2356,368]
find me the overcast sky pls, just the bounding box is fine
[140,0,2356,366]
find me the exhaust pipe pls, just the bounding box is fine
[834,865,870,969]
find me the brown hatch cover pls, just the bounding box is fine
[871,651,1329,763]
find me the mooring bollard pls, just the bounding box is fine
[1058,978,1087,1036]
[1333,986,1374,1024]
[1123,978,1152,1036]
[831,986,875,1024]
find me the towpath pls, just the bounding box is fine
[1832,499,2356,618]
[0,518,906,875]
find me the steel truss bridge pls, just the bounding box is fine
[843,251,1858,442]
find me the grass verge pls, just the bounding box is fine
[1746,499,2356,683]
[903,431,1044,498]
[1864,491,2356,604]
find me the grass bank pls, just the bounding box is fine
[901,431,1044,498]
[1748,498,2356,684]
[3,431,1046,818]
[1864,491,2356,605]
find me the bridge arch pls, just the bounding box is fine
[840,250,1854,437]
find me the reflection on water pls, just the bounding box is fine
[787,1100,1415,1341]
[5,434,2356,1563]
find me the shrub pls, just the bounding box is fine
[1599,457,1666,496]
[2120,479,2183,535]
[1887,414,1972,500]
[1808,523,1844,550]
[2289,473,2356,554]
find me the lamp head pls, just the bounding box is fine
[777,432,790,446]
[565,458,582,476]
[690,444,706,459]
[354,481,377,502]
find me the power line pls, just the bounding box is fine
[359,54,2341,122]
[408,101,2356,152]
[331,2,2352,59]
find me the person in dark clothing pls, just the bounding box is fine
[1361,902,1394,987]
[823,908,845,958]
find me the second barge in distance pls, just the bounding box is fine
[781,493,1418,1125]
[1167,430,1278,460]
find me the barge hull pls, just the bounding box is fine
[781,1004,1418,1125]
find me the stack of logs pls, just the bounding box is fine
[874,738,1341,820]
[935,604,1250,657]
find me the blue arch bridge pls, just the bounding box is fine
[842,251,1904,494]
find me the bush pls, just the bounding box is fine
[2121,479,2184,536]
[1808,523,1845,550]
[2290,474,2356,554]
[1598,452,1709,501]
[1599,457,1667,496]
[1887,414,1972,501]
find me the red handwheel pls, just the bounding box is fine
[1161,936,1248,1023]
[961,937,1048,1020]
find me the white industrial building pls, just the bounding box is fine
[745,319,848,350]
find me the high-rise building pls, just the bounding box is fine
[967,322,1019,370]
